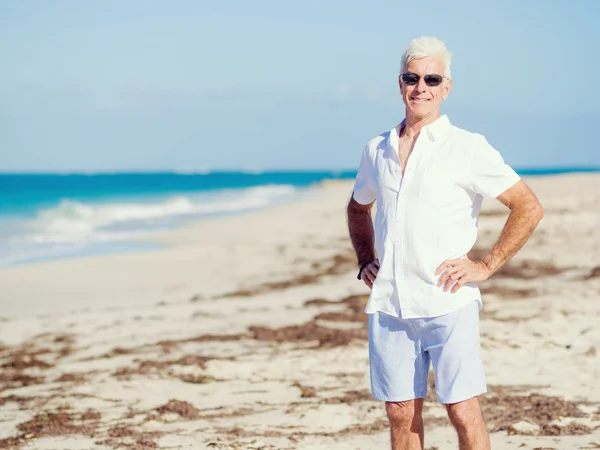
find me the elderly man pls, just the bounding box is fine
[346,36,544,450]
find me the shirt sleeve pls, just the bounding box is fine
[352,145,377,205]
[469,135,521,199]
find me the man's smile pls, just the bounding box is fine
[410,97,431,102]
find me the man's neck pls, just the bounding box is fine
[401,112,441,139]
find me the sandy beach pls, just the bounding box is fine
[0,173,599,450]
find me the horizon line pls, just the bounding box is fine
[1,165,600,176]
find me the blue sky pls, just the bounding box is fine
[1,1,599,172]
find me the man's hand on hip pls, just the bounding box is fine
[361,259,380,290]
[435,257,491,293]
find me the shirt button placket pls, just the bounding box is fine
[395,139,422,314]
[393,170,405,316]
[395,170,407,278]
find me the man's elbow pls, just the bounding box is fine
[528,199,544,224]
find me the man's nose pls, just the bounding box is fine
[415,76,428,92]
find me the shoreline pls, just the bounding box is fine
[0,182,325,269]
[2,169,600,269]
[0,168,600,270]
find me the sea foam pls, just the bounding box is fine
[0,184,297,266]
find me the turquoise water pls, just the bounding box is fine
[0,171,356,216]
[0,168,597,266]
[0,171,356,266]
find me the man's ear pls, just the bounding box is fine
[442,79,452,100]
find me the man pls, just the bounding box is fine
[346,36,544,450]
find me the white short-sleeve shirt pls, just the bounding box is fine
[353,115,521,319]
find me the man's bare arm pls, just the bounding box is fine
[436,179,544,292]
[347,196,379,288]
[347,196,375,263]
[481,179,545,274]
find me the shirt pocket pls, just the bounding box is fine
[416,156,470,209]
[417,177,462,213]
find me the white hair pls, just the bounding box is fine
[400,36,452,79]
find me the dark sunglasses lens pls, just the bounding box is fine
[401,73,419,85]
[424,75,443,86]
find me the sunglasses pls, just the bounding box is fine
[400,72,448,87]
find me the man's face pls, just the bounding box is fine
[399,56,452,120]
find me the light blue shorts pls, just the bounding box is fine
[368,300,487,404]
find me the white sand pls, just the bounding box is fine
[0,173,599,449]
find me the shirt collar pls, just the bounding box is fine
[389,114,451,146]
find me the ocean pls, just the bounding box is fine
[0,171,356,267]
[0,168,598,267]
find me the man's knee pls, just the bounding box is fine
[385,400,422,427]
[445,397,483,429]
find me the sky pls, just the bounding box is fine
[1,0,599,173]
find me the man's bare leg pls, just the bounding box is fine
[445,397,490,450]
[386,399,424,450]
